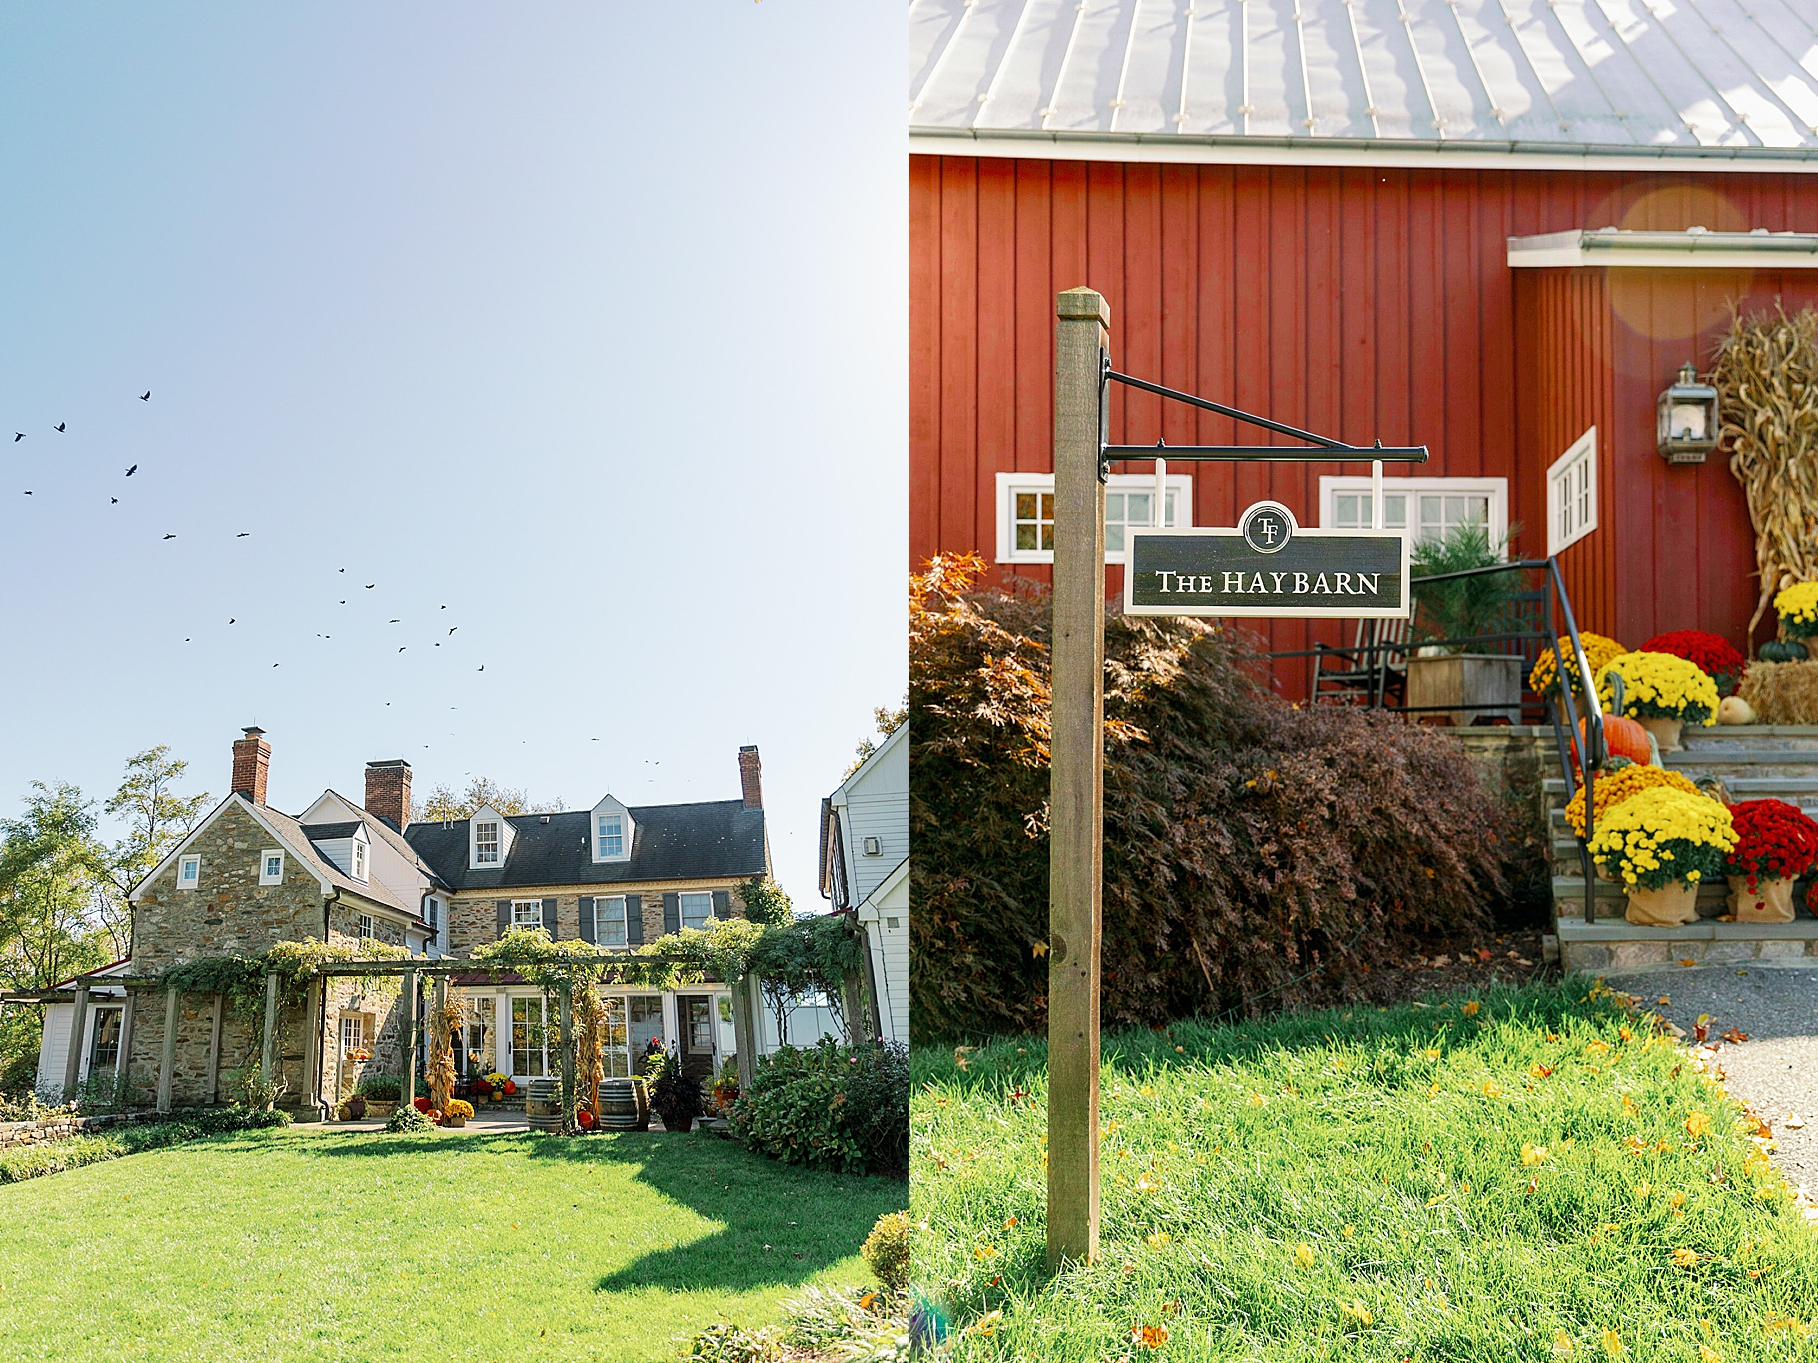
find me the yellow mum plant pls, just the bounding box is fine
[1563,763,1703,839]
[1587,788,1737,890]
[1596,652,1720,726]
[1529,632,1626,697]
[1773,580,1818,639]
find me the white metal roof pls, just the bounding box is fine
[910,0,1818,168]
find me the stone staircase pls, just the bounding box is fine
[1543,725,1818,974]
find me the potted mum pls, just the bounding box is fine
[1529,631,1627,701]
[1596,651,1720,753]
[1563,762,1703,841]
[1722,799,1818,923]
[1588,787,1736,926]
[1771,581,1818,659]
[442,1098,474,1129]
[1642,630,1746,698]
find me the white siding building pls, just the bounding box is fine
[820,723,909,1046]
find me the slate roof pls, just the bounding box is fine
[256,803,423,920]
[911,0,1818,157]
[405,801,767,892]
[301,821,362,841]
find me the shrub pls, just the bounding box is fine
[910,555,1507,1040]
[355,1073,401,1101]
[862,1210,911,1291]
[730,1038,908,1176]
[0,1106,288,1184]
[1409,522,1518,648]
[648,1051,703,1133]
[386,1104,435,1134]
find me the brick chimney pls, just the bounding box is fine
[231,727,270,806]
[738,744,763,809]
[365,759,412,831]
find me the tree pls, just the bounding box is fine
[100,747,210,960]
[0,783,111,1091]
[413,776,565,822]
[846,699,907,777]
[739,875,794,929]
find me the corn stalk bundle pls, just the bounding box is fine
[571,985,606,1115]
[1711,305,1818,647]
[427,992,463,1113]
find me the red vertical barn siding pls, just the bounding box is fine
[912,155,1818,673]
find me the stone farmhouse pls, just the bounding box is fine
[32,729,772,1117]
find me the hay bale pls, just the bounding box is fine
[1738,660,1818,724]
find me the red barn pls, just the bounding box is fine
[909,0,1818,688]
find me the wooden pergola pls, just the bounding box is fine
[3,955,759,1122]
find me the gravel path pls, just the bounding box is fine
[1604,965,1818,1203]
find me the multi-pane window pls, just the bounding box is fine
[687,997,714,1053]
[177,855,200,888]
[597,895,628,947]
[259,851,283,886]
[352,840,367,881]
[601,996,631,1078]
[340,1016,366,1059]
[680,892,712,930]
[512,900,542,928]
[89,1007,122,1073]
[1103,488,1181,553]
[1546,428,1598,556]
[462,997,494,1076]
[1323,477,1507,549]
[999,473,1194,564]
[1012,491,1054,553]
[357,914,373,939]
[512,997,547,1077]
[426,898,440,944]
[597,815,623,859]
[475,821,500,864]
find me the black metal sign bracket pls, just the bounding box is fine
[1097,356,1429,481]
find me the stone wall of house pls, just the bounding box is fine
[443,880,750,958]
[132,804,327,973]
[120,989,311,1110]
[319,976,409,1105]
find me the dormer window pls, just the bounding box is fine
[597,815,623,859]
[589,797,632,864]
[475,821,500,864]
[352,839,368,882]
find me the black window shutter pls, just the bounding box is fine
[662,892,680,936]
[495,900,509,939]
[542,897,558,938]
[712,889,732,920]
[578,896,595,944]
[626,895,644,945]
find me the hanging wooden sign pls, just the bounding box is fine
[1123,500,1411,619]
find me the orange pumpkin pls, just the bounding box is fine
[1574,713,1652,772]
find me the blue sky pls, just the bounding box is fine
[0,4,904,908]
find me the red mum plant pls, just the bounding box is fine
[1641,629,1746,696]
[1723,798,1818,891]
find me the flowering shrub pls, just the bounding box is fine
[385,1104,435,1134]
[1587,788,1737,891]
[1528,632,1626,697]
[1596,652,1720,726]
[1640,630,1746,697]
[1722,799,1818,889]
[1773,581,1818,640]
[1563,764,1702,839]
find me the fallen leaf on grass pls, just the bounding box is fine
[1553,1330,1576,1355]
[1341,1299,1373,1326]
[1693,1016,1712,1043]
[1133,1324,1170,1348]
[1531,1064,1555,1078]
[1686,1112,1713,1139]
[1462,1000,1481,1016]
[1522,1144,1548,1166]
[1602,1328,1625,1356]
[1672,1248,1699,1267]
[1293,1242,1316,1268]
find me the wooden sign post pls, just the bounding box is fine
[1043,287,1425,1272]
[1046,288,1110,1269]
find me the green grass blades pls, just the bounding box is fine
[912,981,1818,1361]
[0,1127,903,1362]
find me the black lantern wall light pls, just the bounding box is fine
[1656,362,1720,465]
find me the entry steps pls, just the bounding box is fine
[1537,726,1818,973]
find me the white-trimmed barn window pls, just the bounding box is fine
[258,850,284,886]
[1319,476,1509,551]
[177,854,200,889]
[1546,428,1597,556]
[995,472,1193,565]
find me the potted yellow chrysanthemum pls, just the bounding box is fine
[1586,787,1737,927]
[1596,652,1720,753]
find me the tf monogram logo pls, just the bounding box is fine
[1239,501,1297,554]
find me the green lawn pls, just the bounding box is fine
[913,982,1818,1362]
[0,1126,903,1363]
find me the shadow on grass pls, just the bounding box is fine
[290,1126,906,1293]
[915,976,1628,1095]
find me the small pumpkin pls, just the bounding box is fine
[1760,639,1809,663]
[1717,695,1758,725]
[1576,713,1652,771]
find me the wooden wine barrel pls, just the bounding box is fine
[524,1077,562,1133]
[598,1078,650,1131]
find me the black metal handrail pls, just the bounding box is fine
[1280,556,1604,925]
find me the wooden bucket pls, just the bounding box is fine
[598,1078,650,1131]
[524,1078,562,1133]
